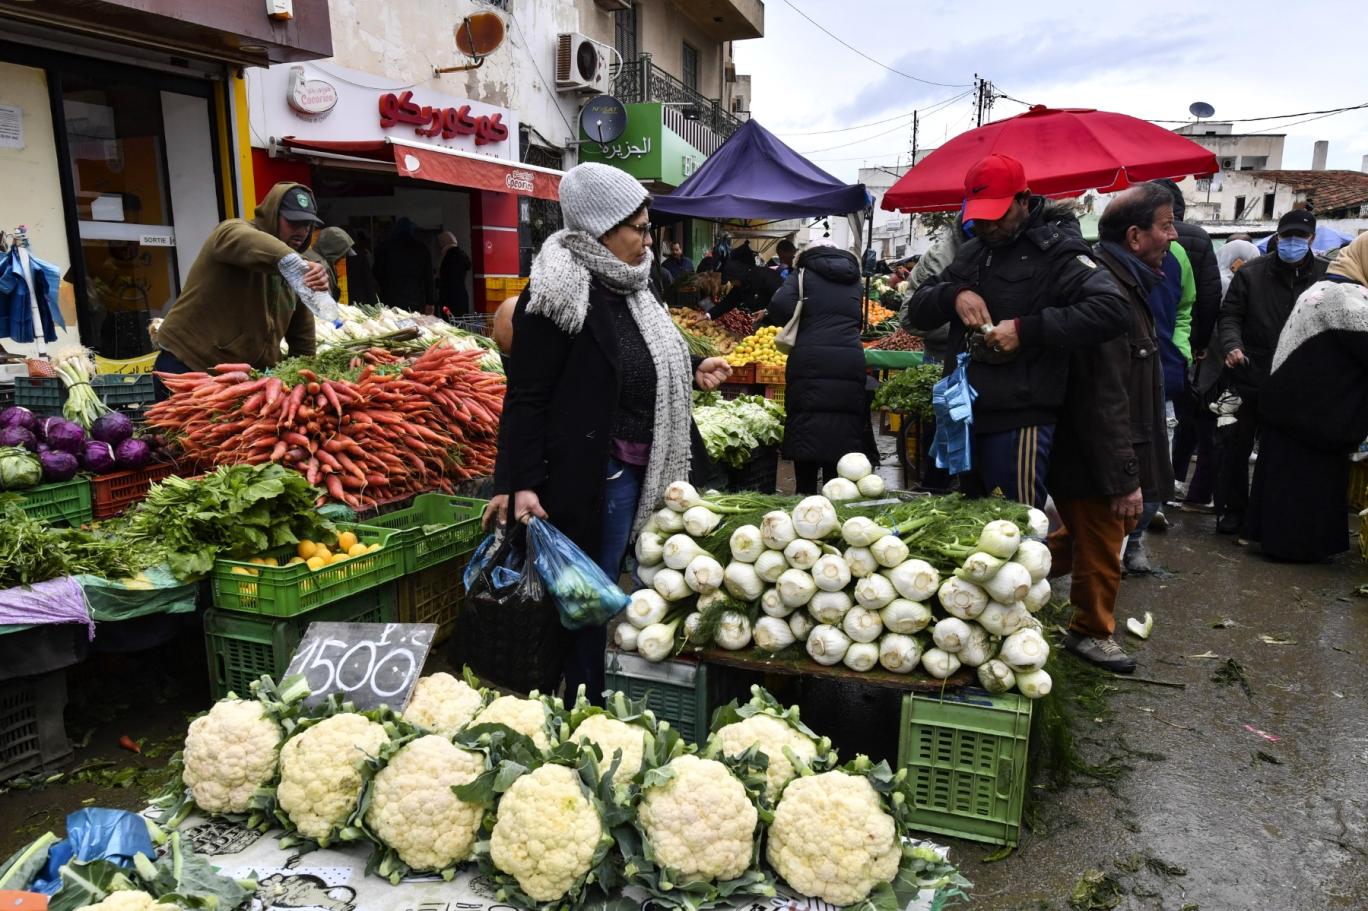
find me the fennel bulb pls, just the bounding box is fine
[842,641,879,672]
[983,561,1032,604]
[652,568,691,601]
[638,619,681,662]
[956,624,994,667]
[723,562,764,601]
[977,519,1021,559]
[1026,507,1050,539]
[783,538,822,571]
[684,555,725,595]
[811,554,852,592]
[715,612,753,650]
[932,616,972,653]
[808,590,852,625]
[999,627,1050,671]
[777,569,817,609]
[664,481,701,513]
[805,624,851,666]
[937,576,989,620]
[878,634,922,674]
[1014,540,1052,583]
[754,616,797,652]
[1023,578,1052,613]
[635,532,665,566]
[977,659,1016,694]
[841,606,884,644]
[696,590,726,613]
[853,573,896,610]
[978,601,1029,637]
[729,525,764,563]
[663,534,704,571]
[1015,667,1053,699]
[760,511,797,550]
[922,647,962,679]
[881,599,933,634]
[792,496,840,539]
[841,516,887,548]
[821,477,861,502]
[683,612,707,645]
[614,623,639,651]
[754,550,789,583]
[957,551,1005,584]
[653,508,685,535]
[788,611,815,641]
[843,546,879,579]
[886,558,940,602]
[627,589,669,629]
[636,562,664,588]
[837,452,873,481]
[761,587,792,618]
[682,506,722,538]
[869,535,910,569]
[856,473,886,498]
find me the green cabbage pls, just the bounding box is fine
[0,446,42,490]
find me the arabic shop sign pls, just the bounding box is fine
[578,103,704,186]
[379,90,509,146]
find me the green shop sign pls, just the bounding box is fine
[578,102,703,186]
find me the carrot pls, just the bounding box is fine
[118,735,141,753]
[211,363,253,375]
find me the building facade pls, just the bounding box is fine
[1,0,331,359]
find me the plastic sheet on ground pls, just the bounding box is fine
[160,812,955,911]
[75,565,198,623]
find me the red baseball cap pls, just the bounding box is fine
[963,154,1028,222]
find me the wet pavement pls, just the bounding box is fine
[956,508,1368,911]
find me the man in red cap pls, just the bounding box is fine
[907,154,1128,506]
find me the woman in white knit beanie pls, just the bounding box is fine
[488,162,731,701]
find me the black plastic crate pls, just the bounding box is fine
[726,446,779,493]
[0,669,72,783]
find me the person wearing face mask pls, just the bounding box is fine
[907,154,1129,507]
[1214,209,1328,535]
[488,162,731,703]
[1046,182,1177,672]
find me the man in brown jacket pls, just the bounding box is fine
[154,182,330,385]
[1047,182,1177,673]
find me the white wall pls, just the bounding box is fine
[0,61,80,356]
[161,91,220,288]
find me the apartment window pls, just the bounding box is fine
[682,42,699,91]
[1262,193,1276,219]
[614,3,637,63]
[1233,195,1246,219]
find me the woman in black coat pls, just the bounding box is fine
[488,163,731,701]
[436,231,472,318]
[767,243,876,493]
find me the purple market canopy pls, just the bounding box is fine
[651,120,871,220]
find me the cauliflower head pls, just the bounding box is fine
[277,712,389,841]
[489,763,603,902]
[573,714,647,785]
[84,891,178,911]
[715,714,817,800]
[637,754,757,882]
[365,735,485,872]
[470,695,551,751]
[182,697,282,814]
[402,673,484,736]
[766,770,900,906]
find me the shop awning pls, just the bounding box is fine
[278,137,561,200]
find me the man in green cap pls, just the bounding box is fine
[303,227,355,301]
[153,182,332,390]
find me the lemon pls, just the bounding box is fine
[337,531,358,552]
[288,556,306,565]
[306,555,328,571]
[313,545,332,561]
[347,542,369,557]
[297,540,317,560]
[329,552,350,565]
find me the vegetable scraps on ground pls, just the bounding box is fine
[692,392,785,470]
[144,341,504,509]
[620,456,1058,698]
[144,673,970,910]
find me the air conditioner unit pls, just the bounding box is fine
[556,32,612,93]
[1220,158,1235,170]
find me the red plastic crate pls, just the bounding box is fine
[727,363,756,385]
[90,463,177,519]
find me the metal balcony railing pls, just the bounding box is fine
[612,54,743,157]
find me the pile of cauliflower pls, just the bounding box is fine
[158,674,966,909]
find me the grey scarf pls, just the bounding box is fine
[528,229,693,536]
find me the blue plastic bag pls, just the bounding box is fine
[931,352,978,476]
[525,518,630,630]
[30,809,154,894]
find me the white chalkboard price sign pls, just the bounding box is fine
[285,622,436,712]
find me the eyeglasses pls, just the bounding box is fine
[620,221,652,238]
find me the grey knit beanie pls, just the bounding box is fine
[559,162,649,239]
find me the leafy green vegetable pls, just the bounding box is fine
[0,446,42,490]
[693,393,785,470]
[871,364,941,421]
[0,502,154,589]
[46,830,253,911]
[117,464,335,580]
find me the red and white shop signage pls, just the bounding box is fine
[252,61,518,162]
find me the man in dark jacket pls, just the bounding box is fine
[709,240,795,321]
[908,154,1129,506]
[661,242,695,283]
[1214,208,1328,533]
[373,217,433,313]
[1048,183,1176,673]
[1154,179,1221,513]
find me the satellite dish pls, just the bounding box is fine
[1189,101,1215,120]
[580,94,628,145]
[454,13,505,58]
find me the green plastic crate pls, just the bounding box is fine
[604,650,709,744]
[16,478,93,527]
[203,583,398,701]
[364,493,486,572]
[210,523,404,618]
[897,688,1032,847]
[13,374,154,416]
[397,549,477,646]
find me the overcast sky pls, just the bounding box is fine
[733,0,1366,183]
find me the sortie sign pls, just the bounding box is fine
[379,90,509,146]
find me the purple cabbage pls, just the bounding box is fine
[81,440,117,474]
[0,425,37,452]
[39,450,80,482]
[114,437,151,470]
[42,418,85,455]
[36,442,50,454]
[0,406,37,432]
[90,412,135,447]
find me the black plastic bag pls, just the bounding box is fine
[457,524,565,695]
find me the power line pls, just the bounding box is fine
[1249,106,1368,134]
[775,89,972,136]
[1145,101,1368,124]
[781,0,972,89]
[798,119,919,155]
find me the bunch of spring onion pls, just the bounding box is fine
[617,457,1056,699]
[52,346,110,430]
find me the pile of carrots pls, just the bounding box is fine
[145,343,504,509]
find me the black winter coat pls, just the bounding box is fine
[766,247,874,463]
[1048,245,1173,502]
[1216,253,1328,393]
[374,233,434,312]
[492,284,708,557]
[437,246,472,317]
[908,197,1129,434]
[1156,179,1223,350]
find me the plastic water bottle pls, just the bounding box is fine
[278,253,342,324]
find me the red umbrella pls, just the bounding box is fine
[882,105,1219,212]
